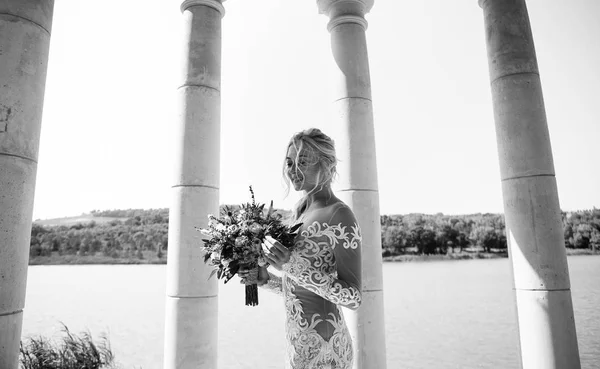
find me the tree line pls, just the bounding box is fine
[380,208,600,255]
[30,208,170,260]
[29,207,600,260]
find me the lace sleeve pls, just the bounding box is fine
[259,271,282,295]
[282,206,362,310]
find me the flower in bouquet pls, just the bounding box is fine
[197,186,302,306]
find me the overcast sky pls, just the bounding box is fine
[32,0,600,220]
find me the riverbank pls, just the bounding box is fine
[383,248,599,262]
[28,252,166,266]
[28,249,599,266]
[382,252,507,262]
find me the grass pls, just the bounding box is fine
[20,324,118,369]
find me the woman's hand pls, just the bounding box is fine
[263,235,291,271]
[239,266,269,286]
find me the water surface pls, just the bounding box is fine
[22,256,600,368]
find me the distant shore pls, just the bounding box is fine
[28,248,599,266]
[383,248,599,262]
[28,254,166,266]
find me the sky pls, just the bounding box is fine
[31,0,600,220]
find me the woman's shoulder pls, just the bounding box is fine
[303,200,356,226]
[326,201,354,220]
[298,202,362,249]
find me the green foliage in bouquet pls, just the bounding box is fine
[198,186,302,286]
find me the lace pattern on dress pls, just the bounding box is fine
[283,222,362,309]
[284,278,353,369]
[282,219,362,369]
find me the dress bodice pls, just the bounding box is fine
[264,201,363,369]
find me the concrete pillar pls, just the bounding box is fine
[316,1,387,368]
[0,1,54,367]
[164,1,224,368]
[478,1,581,368]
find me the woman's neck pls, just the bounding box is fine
[303,185,335,208]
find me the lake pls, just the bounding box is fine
[21,256,600,369]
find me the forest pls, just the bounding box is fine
[28,207,600,263]
[379,209,600,256]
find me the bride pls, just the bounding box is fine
[239,128,362,369]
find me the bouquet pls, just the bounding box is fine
[198,186,302,306]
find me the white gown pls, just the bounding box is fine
[263,202,363,369]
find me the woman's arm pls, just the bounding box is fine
[258,270,283,295]
[282,206,362,310]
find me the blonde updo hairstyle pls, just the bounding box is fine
[283,128,338,221]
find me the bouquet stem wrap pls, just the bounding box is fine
[244,266,259,306]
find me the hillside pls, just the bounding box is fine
[35,215,125,227]
[27,207,600,265]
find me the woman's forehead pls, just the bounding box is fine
[286,145,315,160]
[286,145,297,158]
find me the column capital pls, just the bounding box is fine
[327,15,368,32]
[181,0,225,17]
[317,0,374,17]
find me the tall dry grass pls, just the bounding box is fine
[20,324,118,369]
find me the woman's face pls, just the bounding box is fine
[285,144,320,192]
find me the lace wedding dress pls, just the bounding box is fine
[262,202,362,369]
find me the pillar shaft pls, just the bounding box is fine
[317,1,387,368]
[164,1,224,368]
[0,1,54,367]
[478,0,580,368]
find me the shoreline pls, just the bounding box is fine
[382,252,507,263]
[28,249,600,266]
[383,248,599,262]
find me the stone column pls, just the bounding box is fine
[0,1,54,368]
[317,1,387,368]
[478,0,581,368]
[163,1,224,368]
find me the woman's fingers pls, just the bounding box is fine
[269,245,285,259]
[262,241,281,261]
[264,252,277,263]
[265,236,289,257]
[266,237,289,256]
[269,238,288,254]
[265,235,279,246]
[268,247,289,264]
[265,254,282,271]
[263,236,274,248]
[265,253,279,266]
[259,236,290,270]
[264,252,276,263]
